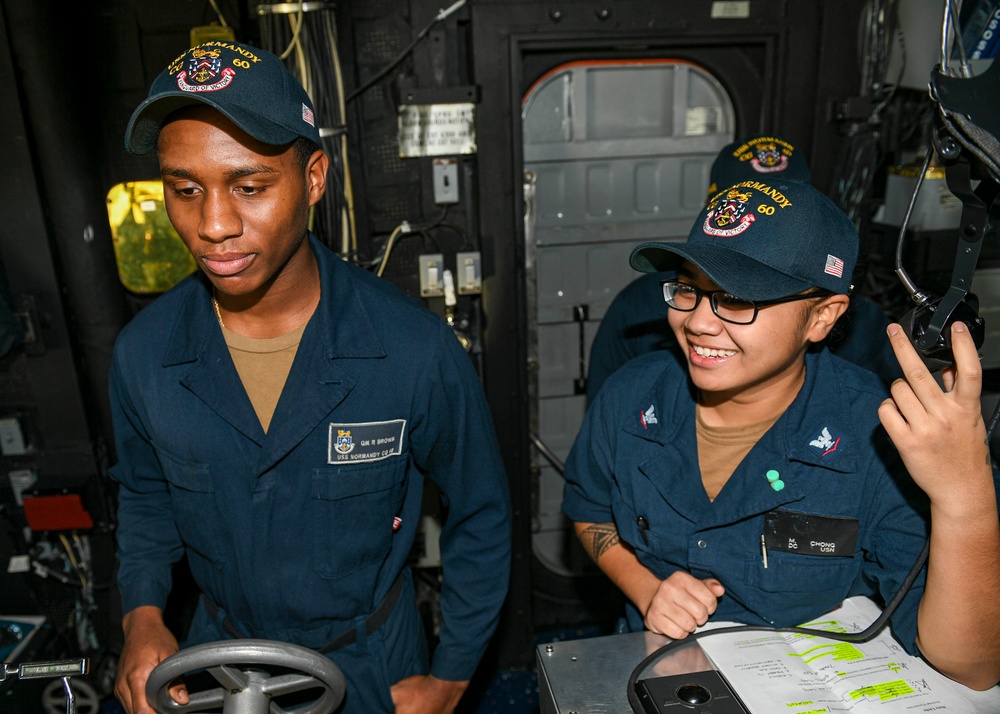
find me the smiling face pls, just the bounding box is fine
[667,262,848,420]
[156,105,328,302]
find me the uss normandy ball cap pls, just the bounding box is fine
[125,40,321,155]
[630,180,857,302]
[707,134,812,199]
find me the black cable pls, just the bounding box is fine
[345,30,430,105]
[947,0,968,69]
[345,1,468,104]
[833,0,901,225]
[416,207,449,232]
[894,147,934,301]
[429,221,471,250]
[413,229,436,254]
[365,208,450,273]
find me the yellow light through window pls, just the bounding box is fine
[106,181,197,294]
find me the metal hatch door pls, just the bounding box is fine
[522,59,736,577]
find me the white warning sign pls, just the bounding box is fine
[398,103,477,157]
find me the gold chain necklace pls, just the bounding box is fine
[212,295,226,329]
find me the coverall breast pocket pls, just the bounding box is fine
[744,551,860,626]
[616,470,688,565]
[156,447,226,569]
[310,459,406,579]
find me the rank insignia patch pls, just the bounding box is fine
[808,426,843,458]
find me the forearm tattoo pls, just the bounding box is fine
[579,522,621,562]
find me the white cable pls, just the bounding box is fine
[279,0,307,62]
[326,11,357,255]
[443,269,456,308]
[208,0,229,28]
[376,223,410,277]
[436,0,467,21]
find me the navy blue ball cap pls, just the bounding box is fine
[706,134,811,198]
[125,41,321,155]
[630,181,857,302]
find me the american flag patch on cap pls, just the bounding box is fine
[824,254,844,278]
[302,103,315,127]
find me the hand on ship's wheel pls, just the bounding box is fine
[145,639,346,714]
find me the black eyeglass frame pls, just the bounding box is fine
[660,280,835,325]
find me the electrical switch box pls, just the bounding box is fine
[419,254,445,297]
[432,158,459,204]
[0,417,28,455]
[456,251,483,294]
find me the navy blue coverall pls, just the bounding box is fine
[565,348,939,655]
[109,235,511,712]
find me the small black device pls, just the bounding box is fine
[893,132,993,372]
[899,294,985,371]
[895,40,1000,371]
[634,670,750,713]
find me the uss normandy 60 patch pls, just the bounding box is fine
[328,419,407,464]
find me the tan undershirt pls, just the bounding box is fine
[221,323,306,433]
[696,409,781,501]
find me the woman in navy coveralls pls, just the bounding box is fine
[563,179,1000,691]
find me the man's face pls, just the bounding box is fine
[156,105,326,299]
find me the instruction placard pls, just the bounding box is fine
[398,103,476,157]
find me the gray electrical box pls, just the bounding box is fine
[432,158,459,204]
[418,253,445,297]
[456,251,482,294]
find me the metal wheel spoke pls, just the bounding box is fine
[261,673,321,697]
[206,664,250,690]
[181,687,227,710]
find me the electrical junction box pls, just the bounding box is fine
[456,252,482,294]
[0,417,27,456]
[432,158,459,204]
[419,254,445,297]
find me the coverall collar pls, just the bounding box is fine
[626,349,864,526]
[159,235,387,459]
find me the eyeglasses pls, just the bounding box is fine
[660,280,833,325]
